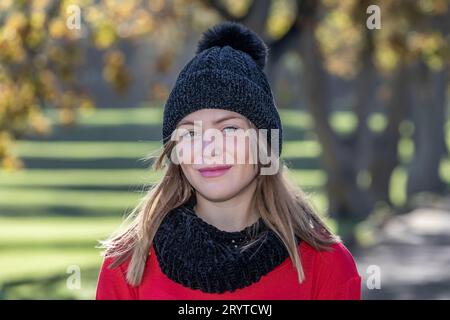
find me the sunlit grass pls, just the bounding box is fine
[279,109,313,129]
[13,141,163,159]
[329,111,358,135]
[44,105,165,126]
[0,216,121,298]
[0,169,160,187]
[0,167,324,189]
[0,248,102,283]
[0,188,141,210]
[0,216,122,247]
[3,271,99,300]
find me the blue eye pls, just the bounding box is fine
[223,126,238,134]
[180,130,197,139]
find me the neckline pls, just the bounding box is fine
[153,197,292,293]
[180,195,266,243]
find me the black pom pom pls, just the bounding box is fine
[196,21,268,69]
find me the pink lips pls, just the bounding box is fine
[198,165,232,178]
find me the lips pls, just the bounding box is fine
[198,165,232,178]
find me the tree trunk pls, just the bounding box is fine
[369,63,411,205]
[407,63,448,196]
[300,24,373,244]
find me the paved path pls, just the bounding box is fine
[354,203,450,299]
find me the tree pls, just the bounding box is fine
[313,0,449,234]
[0,0,187,169]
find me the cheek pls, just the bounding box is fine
[180,164,196,184]
[175,139,198,164]
[222,164,257,191]
[235,163,258,180]
[224,135,257,165]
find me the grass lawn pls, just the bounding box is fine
[0,216,122,299]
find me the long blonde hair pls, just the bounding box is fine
[99,139,340,287]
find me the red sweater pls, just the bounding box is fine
[96,241,361,300]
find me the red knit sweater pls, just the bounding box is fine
[96,241,361,300]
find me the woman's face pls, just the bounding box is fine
[174,108,259,201]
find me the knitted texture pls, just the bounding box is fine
[153,196,293,293]
[162,21,283,155]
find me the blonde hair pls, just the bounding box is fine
[99,139,340,287]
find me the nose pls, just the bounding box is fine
[198,127,231,160]
[202,134,217,156]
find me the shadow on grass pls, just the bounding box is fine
[0,267,100,300]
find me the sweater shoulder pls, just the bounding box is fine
[299,241,361,299]
[96,255,137,300]
[300,241,360,281]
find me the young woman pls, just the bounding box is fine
[96,21,361,300]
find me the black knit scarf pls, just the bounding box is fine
[153,196,293,293]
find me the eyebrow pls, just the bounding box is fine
[178,115,245,126]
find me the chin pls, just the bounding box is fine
[195,188,238,202]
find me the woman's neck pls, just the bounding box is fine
[193,180,260,232]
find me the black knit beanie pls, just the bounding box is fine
[162,21,283,155]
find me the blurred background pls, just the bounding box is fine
[0,0,449,299]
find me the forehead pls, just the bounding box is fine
[178,108,249,124]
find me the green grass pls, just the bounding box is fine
[0,248,102,282]
[44,105,165,126]
[0,169,160,187]
[0,216,123,299]
[279,110,314,129]
[12,141,163,159]
[0,189,141,208]
[0,216,122,248]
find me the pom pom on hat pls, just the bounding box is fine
[196,21,268,69]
